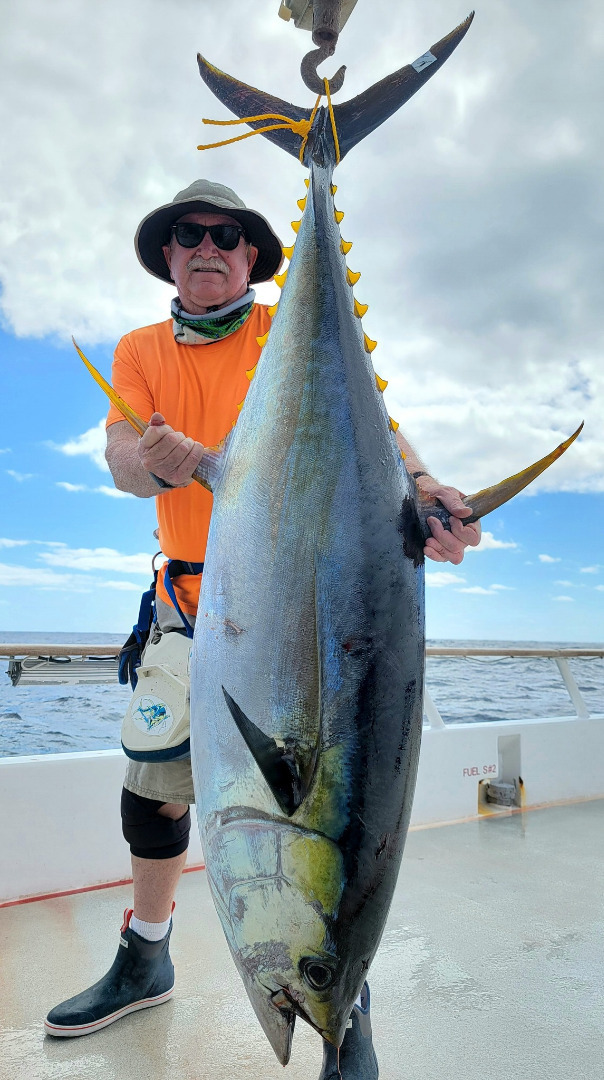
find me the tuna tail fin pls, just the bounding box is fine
[197,13,474,165]
[222,687,318,817]
[332,12,475,160]
[197,54,313,161]
[419,423,584,534]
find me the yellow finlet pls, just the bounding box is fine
[304,178,310,188]
[297,196,307,211]
[389,417,399,432]
[364,334,378,353]
[334,209,345,224]
[346,268,361,286]
[282,245,295,260]
[256,331,270,347]
[340,239,353,255]
[267,303,279,317]
[375,374,388,392]
[274,270,288,288]
[331,184,338,195]
[246,364,258,381]
[353,299,368,318]
[72,338,148,437]
[236,400,244,412]
[291,219,302,233]
[400,450,406,459]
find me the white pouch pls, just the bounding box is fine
[121,630,192,761]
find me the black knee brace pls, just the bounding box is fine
[121,787,191,860]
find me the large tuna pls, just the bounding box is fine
[75,11,581,1066]
[188,14,579,1066]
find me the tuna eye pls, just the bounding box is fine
[301,959,334,991]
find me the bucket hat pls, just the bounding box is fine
[135,180,284,285]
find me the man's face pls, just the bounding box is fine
[162,212,258,314]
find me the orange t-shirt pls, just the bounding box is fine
[106,306,270,614]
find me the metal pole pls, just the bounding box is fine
[423,687,446,730]
[310,0,343,46]
[554,658,590,720]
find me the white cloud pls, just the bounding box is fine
[595,585,604,592]
[104,580,147,591]
[0,0,603,499]
[95,485,135,499]
[50,419,109,472]
[54,480,134,498]
[468,530,518,552]
[490,584,515,591]
[0,448,10,455]
[37,546,152,575]
[0,562,93,591]
[425,572,466,588]
[0,560,148,594]
[6,470,34,482]
[538,554,561,563]
[553,595,574,602]
[580,566,600,574]
[457,585,498,595]
[56,481,88,492]
[554,579,573,586]
[0,538,29,548]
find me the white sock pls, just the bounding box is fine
[130,913,171,942]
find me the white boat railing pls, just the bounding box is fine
[1,644,602,726]
[422,647,603,728]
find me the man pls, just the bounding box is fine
[45,180,480,1071]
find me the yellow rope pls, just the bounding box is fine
[198,111,315,152]
[323,78,341,165]
[298,93,322,163]
[196,88,340,166]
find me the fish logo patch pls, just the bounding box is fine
[132,694,174,737]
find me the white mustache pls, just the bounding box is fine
[187,255,230,275]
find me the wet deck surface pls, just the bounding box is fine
[2,799,603,1080]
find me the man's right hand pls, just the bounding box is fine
[138,412,205,488]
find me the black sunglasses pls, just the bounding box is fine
[170,222,246,251]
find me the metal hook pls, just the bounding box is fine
[301,41,346,95]
[300,1,346,94]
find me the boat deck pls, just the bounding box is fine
[2,799,603,1080]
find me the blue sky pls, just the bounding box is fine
[0,325,600,640]
[0,0,602,641]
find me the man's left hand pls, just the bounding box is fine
[417,479,481,564]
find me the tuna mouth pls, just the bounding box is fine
[270,987,325,1039]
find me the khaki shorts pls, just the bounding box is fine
[123,595,196,806]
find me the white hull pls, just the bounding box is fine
[2,711,603,905]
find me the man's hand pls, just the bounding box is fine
[417,478,481,564]
[138,413,205,488]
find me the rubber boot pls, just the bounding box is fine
[44,908,174,1037]
[318,983,379,1080]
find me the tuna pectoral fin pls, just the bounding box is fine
[222,688,316,817]
[419,423,584,533]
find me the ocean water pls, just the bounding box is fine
[0,632,602,758]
